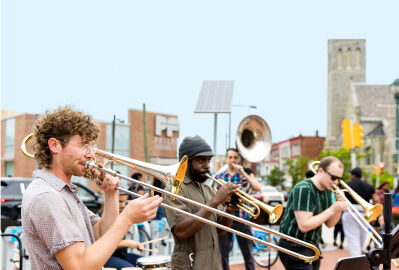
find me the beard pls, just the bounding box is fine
[188,162,210,183]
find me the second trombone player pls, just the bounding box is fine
[278,156,348,270]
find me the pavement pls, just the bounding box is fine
[229,224,396,270]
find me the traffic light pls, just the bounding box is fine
[342,119,353,149]
[374,166,379,175]
[216,160,220,171]
[353,124,364,147]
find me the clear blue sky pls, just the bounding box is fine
[2,1,399,156]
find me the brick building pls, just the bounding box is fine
[1,109,180,192]
[261,132,325,184]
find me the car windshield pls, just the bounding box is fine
[1,181,29,196]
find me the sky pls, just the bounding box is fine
[2,1,399,156]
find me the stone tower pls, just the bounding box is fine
[325,39,366,149]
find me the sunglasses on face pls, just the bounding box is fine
[323,168,343,181]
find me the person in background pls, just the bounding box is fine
[392,182,399,227]
[376,181,391,205]
[215,148,261,270]
[333,217,345,249]
[102,191,145,269]
[128,172,146,199]
[342,167,380,256]
[365,181,390,251]
[152,177,166,220]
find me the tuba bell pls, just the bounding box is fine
[236,115,272,163]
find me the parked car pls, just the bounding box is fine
[258,185,285,206]
[1,177,104,231]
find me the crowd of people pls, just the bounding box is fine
[19,107,395,270]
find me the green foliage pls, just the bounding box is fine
[285,156,310,186]
[371,171,394,189]
[266,167,285,186]
[318,147,369,181]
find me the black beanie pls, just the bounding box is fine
[179,135,214,160]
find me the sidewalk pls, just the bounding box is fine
[230,243,350,270]
[229,224,395,270]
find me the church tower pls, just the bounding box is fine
[325,39,366,149]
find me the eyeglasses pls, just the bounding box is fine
[57,138,97,155]
[323,168,343,181]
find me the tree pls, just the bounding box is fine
[285,156,310,187]
[318,147,369,182]
[267,167,285,187]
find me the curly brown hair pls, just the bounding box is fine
[33,106,100,169]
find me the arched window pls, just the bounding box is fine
[355,48,361,70]
[337,49,343,70]
[346,48,352,70]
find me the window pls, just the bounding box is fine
[337,49,343,70]
[106,123,130,181]
[5,162,14,177]
[292,144,300,156]
[5,118,15,154]
[346,48,352,70]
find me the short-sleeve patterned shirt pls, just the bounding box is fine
[279,178,332,245]
[22,169,101,269]
[215,170,249,219]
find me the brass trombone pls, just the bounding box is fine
[309,161,383,247]
[22,133,188,196]
[208,173,284,223]
[22,133,321,264]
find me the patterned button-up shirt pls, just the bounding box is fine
[22,169,101,269]
[215,170,249,219]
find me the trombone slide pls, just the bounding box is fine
[88,164,320,264]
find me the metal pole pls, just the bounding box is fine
[213,113,218,174]
[111,115,116,169]
[143,104,149,163]
[395,94,399,181]
[229,112,231,148]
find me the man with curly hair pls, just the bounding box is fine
[21,107,163,270]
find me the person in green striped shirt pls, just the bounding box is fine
[278,156,348,270]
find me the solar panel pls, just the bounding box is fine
[194,80,234,113]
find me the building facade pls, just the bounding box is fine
[262,133,325,185]
[1,109,180,192]
[325,39,398,176]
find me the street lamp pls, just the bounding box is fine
[229,104,257,148]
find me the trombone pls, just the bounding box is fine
[208,173,284,223]
[309,161,383,247]
[22,133,188,197]
[22,133,321,264]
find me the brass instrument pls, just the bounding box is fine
[310,161,383,247]
[22,133,320,264]
[236,115,272,163]
[208,173,283,223]
[213,115,283,223]
[22,133,188,196]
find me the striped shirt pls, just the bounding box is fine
[215,170,249,219]
[279,179,332,244]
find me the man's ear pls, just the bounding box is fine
[48,138,60,154]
